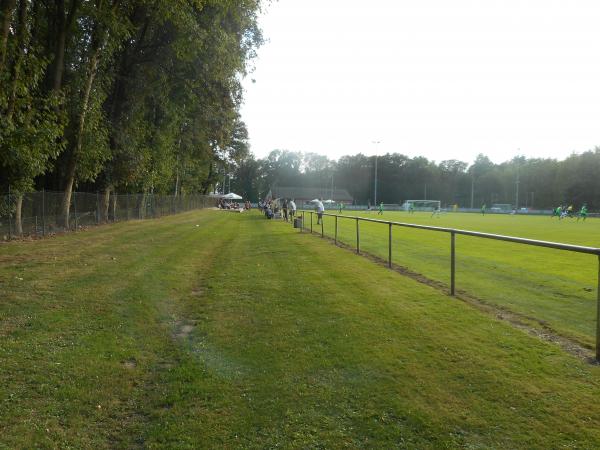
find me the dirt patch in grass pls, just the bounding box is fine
[173,321,196,339]
[122,359,137,369]
[309,231,597,363]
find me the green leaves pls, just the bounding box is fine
[0,0,264,201]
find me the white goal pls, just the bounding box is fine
[402,200,441,211]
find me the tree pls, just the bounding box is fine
[0,0,64,234]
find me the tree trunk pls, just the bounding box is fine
[14,193,23,235]
[48,0,79,92]
[100,186,110,223]
[111,191,117,222]
[59,154,76,228]
[60,33,103,228]
[138,192,146,219]
[201,163,214,194]
[0,0,16,70]
[6,0,27,121]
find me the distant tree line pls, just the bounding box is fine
[1,0,263,232]
[230,148,600,210]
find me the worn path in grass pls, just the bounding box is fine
[2,210,600,448]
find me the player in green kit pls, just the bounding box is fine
[552,205,562,219]
[481,203,486,215]
[378,202,384,215]
[578,204,588,221]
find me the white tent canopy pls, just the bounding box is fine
[222,192,243,200]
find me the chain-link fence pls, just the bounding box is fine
[0,190,215,239]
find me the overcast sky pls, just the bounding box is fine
[240,0,600,164]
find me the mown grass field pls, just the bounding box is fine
[310,210,600,348]
[2,210,600,448]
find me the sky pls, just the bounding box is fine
[239,0,600,165]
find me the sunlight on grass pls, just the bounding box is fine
[2,210,600,447]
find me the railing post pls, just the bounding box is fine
[356,217,360,254]
[388,222,392,268]
[321,215,324,237]
[310,212,313,234]
[301,211,304,233]
[450,230,456,296]
[96,191,100,224]
[596,254,600,361]
[335,215,338,245]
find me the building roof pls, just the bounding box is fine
[268,186,353,202]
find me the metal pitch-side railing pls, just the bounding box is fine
[298,210,600,360]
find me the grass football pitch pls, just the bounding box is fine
[313,210,600,348]
[2,210,600,447]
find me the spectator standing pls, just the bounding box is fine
[315,199,325,225]
[282,199,289,222]
[289,199,297,220]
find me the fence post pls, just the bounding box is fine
[301,211,304,233]
[356,217,360,254]
[310,212,313,234]
[450,231,456,296]
[41,188,46,237]
[96,191,99,224]
[335,215,338,245]
[388,222,392,268]
[35,216,38,236]
[596,255,600,361]
[321,215,324,237]
[8,185,12,240]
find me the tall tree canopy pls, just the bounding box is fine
[233,148,600,209]
[1,0,263,229]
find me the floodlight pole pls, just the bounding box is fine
[374,155,378,207]
[515,166,519,210]
[372,141,381,206]
[331,173,334,201]
[515,150,520,210]
[470,177,474,209]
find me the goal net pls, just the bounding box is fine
[490,203,512,212]
[402,200,441,211]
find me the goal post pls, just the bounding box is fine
[402,200,441,211]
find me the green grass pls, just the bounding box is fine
[2,210,600,448]
[311,210,600,347]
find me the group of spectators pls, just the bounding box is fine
[259,199,276,219]
[217,199,252,211]
[260,198,297,221]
